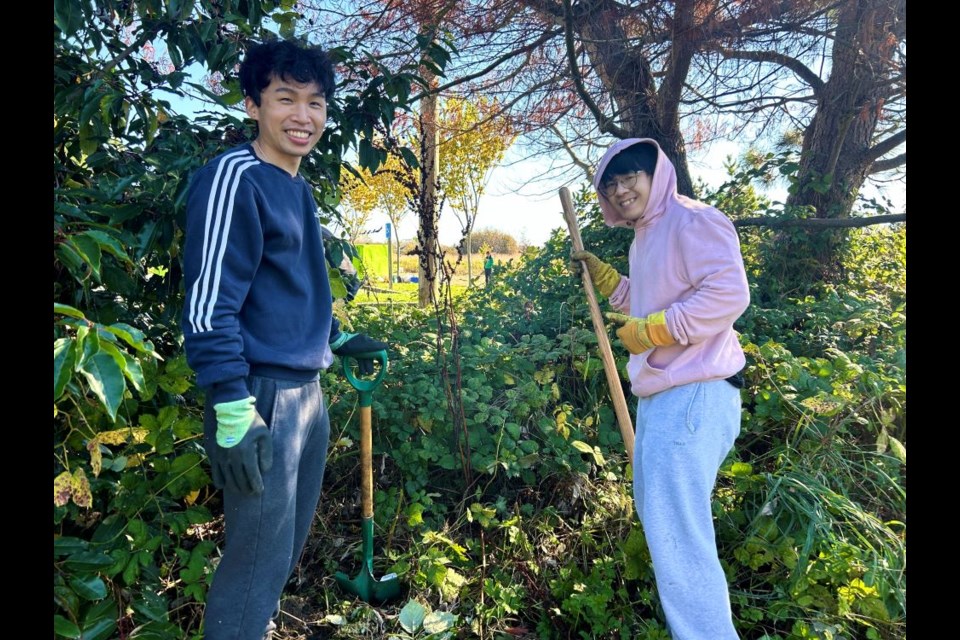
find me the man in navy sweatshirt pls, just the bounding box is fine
[181,39,387,639]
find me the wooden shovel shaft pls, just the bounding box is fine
[360,405,373,519]
[559,187,635,459]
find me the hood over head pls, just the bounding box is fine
[593,138,678,229]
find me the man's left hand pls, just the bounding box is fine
[331,332,389,375]
[605,310,676,354]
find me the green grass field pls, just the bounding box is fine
[349,281,470,306]
[363,252,519,291]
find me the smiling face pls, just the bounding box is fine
[601,170,653,222]
[245,74,327,175]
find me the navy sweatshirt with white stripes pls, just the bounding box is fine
[182,144,338,405]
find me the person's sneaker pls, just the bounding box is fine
[262,618,277,640]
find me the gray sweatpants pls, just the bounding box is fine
[202,375,331,640]
[633,380,741,640]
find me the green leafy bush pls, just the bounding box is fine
[312,175,904,638]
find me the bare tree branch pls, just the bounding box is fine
[410,28,561,101]
[549,124,595,181]
[734,213,905,229]
[716,47,824,94]
[870,153,905,174]
[659,0,697,133]
[863,129,907,165]
[696,0,828,43]
[561,0,628,138]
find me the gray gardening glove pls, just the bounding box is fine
[331,332,389,376]
[210,396,273,495]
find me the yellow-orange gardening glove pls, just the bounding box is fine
[570,250,622,298]
[605,310,676,354]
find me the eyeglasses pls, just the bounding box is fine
[600,172,644,198]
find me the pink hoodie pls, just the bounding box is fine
[595,138,750,398]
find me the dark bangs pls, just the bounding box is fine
[240,40,337,105]
[601,143,658,182]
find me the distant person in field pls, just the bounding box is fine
[570,139,750,639]
[181,39,387,640]
[483,251,494,286]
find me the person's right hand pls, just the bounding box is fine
[570,250,622,298]
[210,396,274,495]
[331,332,390,376]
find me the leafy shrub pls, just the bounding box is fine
[467,228,520,254]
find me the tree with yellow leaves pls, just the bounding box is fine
[338,154,410,280]
[439,96,515,286]
[338,166,379,244]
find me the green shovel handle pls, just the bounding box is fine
[341,350,388,407]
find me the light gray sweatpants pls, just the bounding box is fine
[633,380,741,640]
[202,375,331,640]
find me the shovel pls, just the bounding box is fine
[334,350,402,604]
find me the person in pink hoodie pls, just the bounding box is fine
[572,138,750,639]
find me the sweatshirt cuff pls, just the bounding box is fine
[608,276,631,311]
[208,377,251,406]
[328,316,342,347]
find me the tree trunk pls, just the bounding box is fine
[418,68,440,308]
[395,232,401,282]
[466,229,474,286]
[570,0,697,196]
[778,0,905,285]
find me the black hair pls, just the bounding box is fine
[600,142,658,184]
[239,40,336,106]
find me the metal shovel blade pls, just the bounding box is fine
[334,517,401,604]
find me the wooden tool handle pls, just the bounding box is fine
[360,405,374,519]
[559,187,635,459]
